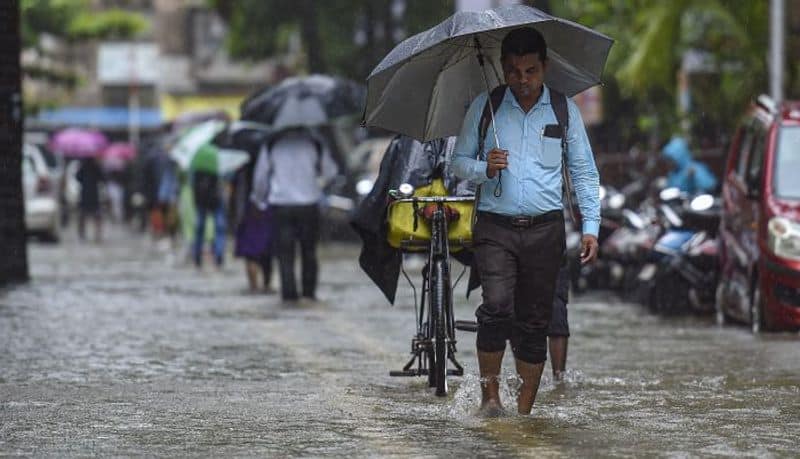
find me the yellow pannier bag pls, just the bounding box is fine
[386,178,475,251]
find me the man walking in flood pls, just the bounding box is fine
[452,27,600,416]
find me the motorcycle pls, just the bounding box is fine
[641,188,721,315]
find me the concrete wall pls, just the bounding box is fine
[0,1,29,285]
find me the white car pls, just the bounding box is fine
[22,143,60,241]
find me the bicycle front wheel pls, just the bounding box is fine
[430,258,448,397]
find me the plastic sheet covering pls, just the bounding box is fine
[351,135,475,304]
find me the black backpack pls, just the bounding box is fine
[476,84,576,222]
[192,171,220,210]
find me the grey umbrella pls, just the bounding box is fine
[363,4,613,142]
[241,74,366,130]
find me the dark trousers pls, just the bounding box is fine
[473,211,566,364]
[272,204,320,300]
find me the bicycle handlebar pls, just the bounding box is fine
[388,193,475,204]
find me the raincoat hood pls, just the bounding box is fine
[662,137,692,169]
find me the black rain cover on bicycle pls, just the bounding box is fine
[351,134,475,304]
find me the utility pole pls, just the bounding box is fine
[0,0,29,285]
[771,0,785,102]
[128,45,140,147]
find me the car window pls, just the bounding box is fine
[746,124,767,188]
[774,126,800,199]
[735,121,755,178]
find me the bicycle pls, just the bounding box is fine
[386,183,478,396]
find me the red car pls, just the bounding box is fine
[717,95,800,332]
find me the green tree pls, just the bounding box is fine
[554,0,768,149]
[22,0,148,45]
[210,0,453,79]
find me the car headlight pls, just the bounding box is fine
[767,217,800,261]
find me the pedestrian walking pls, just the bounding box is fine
[190,144,227,268]
[230,132,275,294]
[250,127,338,303]
[451,27,600,416]
[76,156,104,242]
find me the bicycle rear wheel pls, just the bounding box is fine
[430,258,448,396]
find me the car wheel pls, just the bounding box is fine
[715,283,727,326]
[750,283,766,334]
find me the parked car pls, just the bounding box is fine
[22,143,60,242]
[716,95,800,332]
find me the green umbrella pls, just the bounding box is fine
[170,119,251,175]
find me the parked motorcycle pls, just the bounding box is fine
[642,189,721,315]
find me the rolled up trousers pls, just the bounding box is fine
[473,212,566,364]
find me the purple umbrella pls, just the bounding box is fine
[49,128,109,158]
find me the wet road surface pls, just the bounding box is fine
[2,230,799,456]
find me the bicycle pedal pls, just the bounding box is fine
[455,320,478,332]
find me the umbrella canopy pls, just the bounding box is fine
[170,120,250,175]
[169,120,227,170]
[100,142,135,172]
[49,128,109,158]
[363,4,613,141]
[241,74,365,129]
[103,142,137,160]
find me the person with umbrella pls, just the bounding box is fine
[246,75,361,303]
[75,155,105,243]
[250,126,338,303]
[450,27,600,416]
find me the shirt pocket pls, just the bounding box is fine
[539,135,563,169]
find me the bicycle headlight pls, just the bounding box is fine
[767,217,800,261]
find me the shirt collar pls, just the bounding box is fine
[503,84,551,110]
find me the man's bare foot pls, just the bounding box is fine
[478,398,505,418]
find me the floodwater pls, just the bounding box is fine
[1,230,799,456]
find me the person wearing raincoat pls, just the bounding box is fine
[661,137,718,194]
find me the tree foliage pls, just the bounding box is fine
[553,0,770,148]
[210,0,452,79]
[22,0,148,47]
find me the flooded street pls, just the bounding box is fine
[2,230,799,457]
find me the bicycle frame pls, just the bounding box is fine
[389,195,472,395]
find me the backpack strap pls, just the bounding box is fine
[549,89,578,225]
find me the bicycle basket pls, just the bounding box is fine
[386,178,474,251]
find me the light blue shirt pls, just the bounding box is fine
[451,85,601,237]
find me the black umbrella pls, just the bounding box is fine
[241,74,366,129]
[363,4,614,142]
